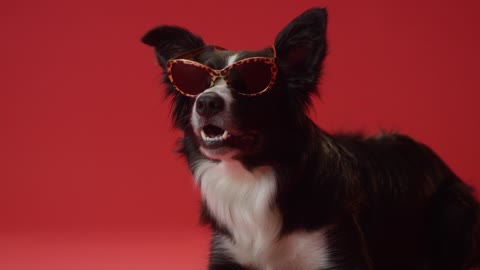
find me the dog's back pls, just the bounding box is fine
[332,132,480,269]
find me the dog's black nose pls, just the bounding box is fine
[196,92,225,118]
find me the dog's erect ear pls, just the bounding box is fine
[141,26,205,67]
[274,8,327,83]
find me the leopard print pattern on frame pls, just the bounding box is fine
[166,45,278,97]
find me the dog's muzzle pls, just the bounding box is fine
[191,86,261,159]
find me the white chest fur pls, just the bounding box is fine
[193,159,332,270]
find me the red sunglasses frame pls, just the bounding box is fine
[165,45,278,97]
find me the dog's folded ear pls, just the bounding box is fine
[141,26,205,68]
[274,8,328,85]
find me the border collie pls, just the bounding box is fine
[142,8,480,270]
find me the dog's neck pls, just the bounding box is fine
[193,159,278,233]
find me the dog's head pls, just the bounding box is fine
[142,8,327,162]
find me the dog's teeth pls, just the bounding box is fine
[201,129,229,142]
[201,130,208,141]
[221,130,229,140]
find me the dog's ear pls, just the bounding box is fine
[274,8,327,85]
[141,26,205,68]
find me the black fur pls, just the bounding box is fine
[142,8,480,270]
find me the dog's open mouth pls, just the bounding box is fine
[198,125,259,152]
[200,125,230,145]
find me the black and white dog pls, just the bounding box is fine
[142,8,480,270]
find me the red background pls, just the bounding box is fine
[1,0,479,269]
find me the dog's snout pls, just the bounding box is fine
[196,92,225,118]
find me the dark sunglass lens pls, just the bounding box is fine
[170,62,212,96]
[228,61,273,95]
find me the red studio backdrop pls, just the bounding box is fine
[1,0,479,269]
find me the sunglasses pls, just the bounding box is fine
[166,45,278,97]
